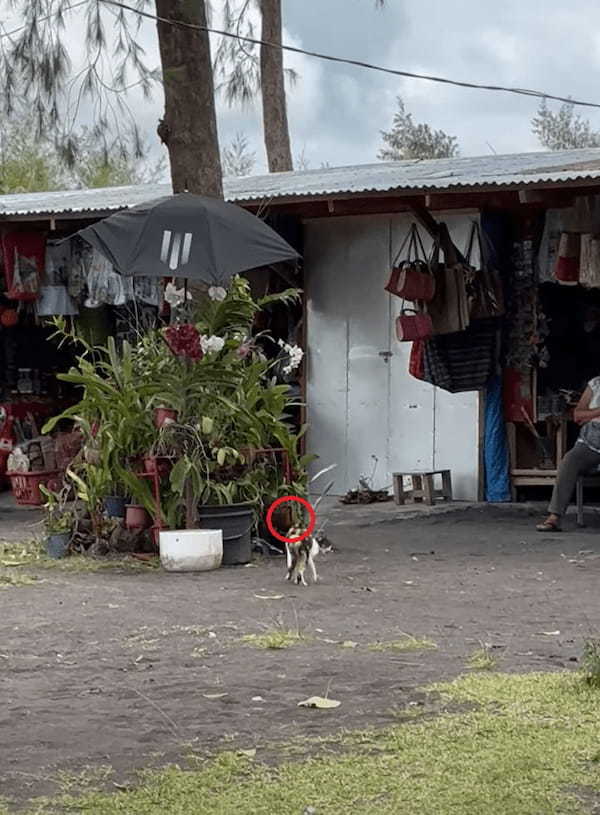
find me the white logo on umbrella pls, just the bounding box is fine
[160,230,193,271]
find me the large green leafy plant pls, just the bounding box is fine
[44,277,312,533]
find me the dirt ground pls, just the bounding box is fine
[1,504,599,806]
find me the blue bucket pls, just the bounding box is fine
[47,533,70,559]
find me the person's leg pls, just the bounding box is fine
[540,444,600,529]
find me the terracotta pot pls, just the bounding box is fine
[143,456,173,477]
[154,407,177,428]
[143,455,158,474]
[272,504,293,532]
[125,504,152,530]
[1,309,18,328]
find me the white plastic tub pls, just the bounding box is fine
[159,529,223,572]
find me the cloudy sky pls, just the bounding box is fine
[7,0,600,176]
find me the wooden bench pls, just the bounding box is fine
[392,470,453,506]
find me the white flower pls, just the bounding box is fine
[208,286,227,302]
[164,282,191,308]
[200,334,225,354]
[279,341,304,375]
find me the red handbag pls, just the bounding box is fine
[385,224,435,302]
[409,339,425,379]
[396,309,433,342]
[554,232,580,285]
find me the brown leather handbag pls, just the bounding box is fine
[463,221,505,319]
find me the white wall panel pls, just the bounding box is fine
[305,212,481,500]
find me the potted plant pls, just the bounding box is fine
[40,485,74,559]
[153,405,178,429]
[40,280,310,568]
[103,486,129,519]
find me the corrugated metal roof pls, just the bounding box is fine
[3,148,600,217]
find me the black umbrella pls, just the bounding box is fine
[71,193,300,285]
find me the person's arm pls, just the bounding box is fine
[573,386,600,425]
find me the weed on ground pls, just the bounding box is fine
[368,635,437,653]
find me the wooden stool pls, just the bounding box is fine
[576,473,600,527]
[392,470,453,506]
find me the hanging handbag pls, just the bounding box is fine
[408,339,425,379]
[427,223,470,335]
[553,231,580,285]
[579,233,600,288]
[385,223,435,302]
[1,232,44,302]
[395,308,433,342]
[463,221,504,319]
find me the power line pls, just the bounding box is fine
[99,0,600,111]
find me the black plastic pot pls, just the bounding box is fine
[199,502,254,565]
[104,496,127,518]
[47,532,70,559]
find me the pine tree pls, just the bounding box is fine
[221,133,256,177]
[378,97,459,161]
[532,99,600,151]
[0,1,222,196]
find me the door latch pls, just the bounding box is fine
[378,351,392,362]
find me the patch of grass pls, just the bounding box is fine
[20,671,600,814]
[582,638,600,687]
[368,635,437,653]
[0,538,44,566]
[0,540,160,574]
[0,570,40,588]
[467,646,497,671]
[241,629,306,650]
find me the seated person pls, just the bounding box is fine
[537,377,600,531]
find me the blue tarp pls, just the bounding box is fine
[484,375,511,502]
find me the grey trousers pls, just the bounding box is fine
[548,442,600,516]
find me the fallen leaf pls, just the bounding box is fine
[341,641,358,649]
[238,748,256,758]
[298,696,341,709]
[203,692,228,699]
[254,594,284,600]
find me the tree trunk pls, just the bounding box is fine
[260,0,293,172]
[155,0,223,197]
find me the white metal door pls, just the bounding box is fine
[305,213,481,499]
[305,216,391,492]
[387,212,481,500]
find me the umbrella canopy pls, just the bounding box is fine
[71,193,300,285]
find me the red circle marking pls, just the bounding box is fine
[266,496,316,544]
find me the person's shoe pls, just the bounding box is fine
[536,518,562,532]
